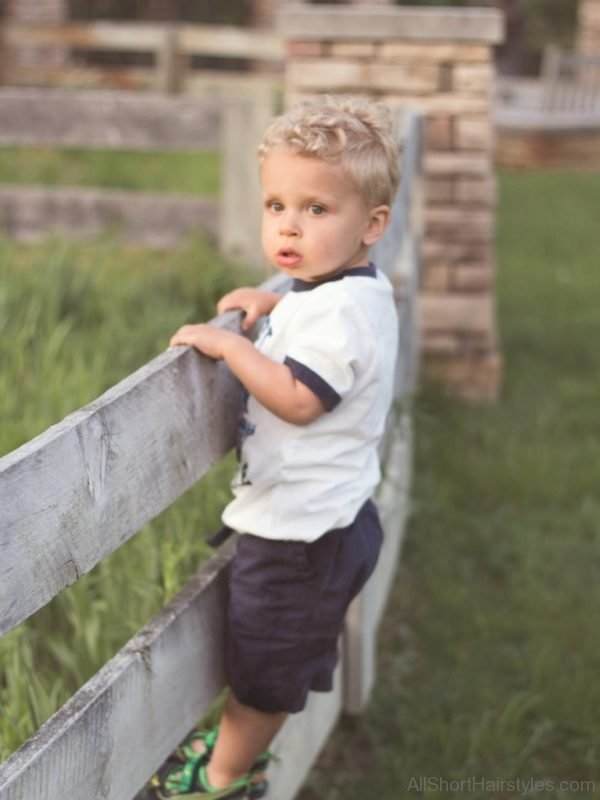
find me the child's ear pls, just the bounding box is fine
[362,205,391,246]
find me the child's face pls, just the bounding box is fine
[260,148,388,283]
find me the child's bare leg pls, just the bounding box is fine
[205,693,287,789]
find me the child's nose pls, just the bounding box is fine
[279,210,301,236]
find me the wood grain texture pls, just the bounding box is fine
[344,414,413,714]
[0,187,218,248]
[0,88,221,150]
[0,307,271,636]
[0,540,235,800]
[0,274,290,637]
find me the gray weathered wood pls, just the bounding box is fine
[180,24,283,62]
[0,88,220,150]
[3,22,284,62]
[277,5,504,44]
[1,22,283,93]
[220,96,274,270]
[344,111,423,713]
[0,186,218,248]
[0,539,235,800]
[0,272,289,637]
[372,110,424,399]
[344,414,413,714]
[0,325,238,636]
[268,664,343,798]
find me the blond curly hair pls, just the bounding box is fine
[258,95,401,209]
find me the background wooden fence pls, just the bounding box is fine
[0,87,272,263]
[1,21,284,94]
[0,110,424,800]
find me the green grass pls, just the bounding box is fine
[0,231,252,759]
[0,147,220,196]
[298,171,600,799]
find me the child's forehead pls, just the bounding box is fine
[260,148,355,192]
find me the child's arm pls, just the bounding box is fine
[170,323,325,425]
[217,287,281,332]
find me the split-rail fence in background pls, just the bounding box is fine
[1,21,284,94]
[0,20,287,264]
[0,110,424,800]
[0,87,271,265]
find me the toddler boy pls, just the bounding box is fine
[153,95,401,799]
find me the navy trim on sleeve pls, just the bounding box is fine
[284,356,341,411]
[291,263,377,292]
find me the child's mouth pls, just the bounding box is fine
[276,249,302,268]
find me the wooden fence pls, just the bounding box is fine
[0,110,424,800]
[0,87,272,264]
[1,21,284,94]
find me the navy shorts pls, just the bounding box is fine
[225,499,383,714]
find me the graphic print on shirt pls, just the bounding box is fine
[232,316,273,489]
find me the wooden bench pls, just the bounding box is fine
[541,46,600,114]
[0,109,424,800]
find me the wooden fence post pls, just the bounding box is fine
[219,93,274,270]
[156,24,181,94]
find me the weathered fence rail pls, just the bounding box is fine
[0,87,272,261]
[1,22,284,93]
[0,110,423,800]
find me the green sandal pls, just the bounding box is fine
[135,727,274,800]
[144,757,268,799]
[174,726,272,774]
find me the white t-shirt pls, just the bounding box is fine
[222,264,398,542]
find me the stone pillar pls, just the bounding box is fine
[4,0,69,73]
[577,0,600,53]
[279,4,504,400]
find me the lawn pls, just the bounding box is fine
[297,170,600,799]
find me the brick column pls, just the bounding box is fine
[4,0,69,71]
[278,4,504,400]
[577,0,600,53]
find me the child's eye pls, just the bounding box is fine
[309,204,326,216]
[268,201,284,213]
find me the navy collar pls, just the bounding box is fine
[291,263,377,292]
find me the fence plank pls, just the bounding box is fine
[3,22,284,62]
[220,96,274,269]
[3,22,165,52]
[0,540,235,800]
[0,186,218,248]
[268,664,343,799]
[0,88,220,150]
[0,342,236,636]
[344,413,413,714]
[180,24,284,61]
[0,274,289,637]
[344,111,423,713]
